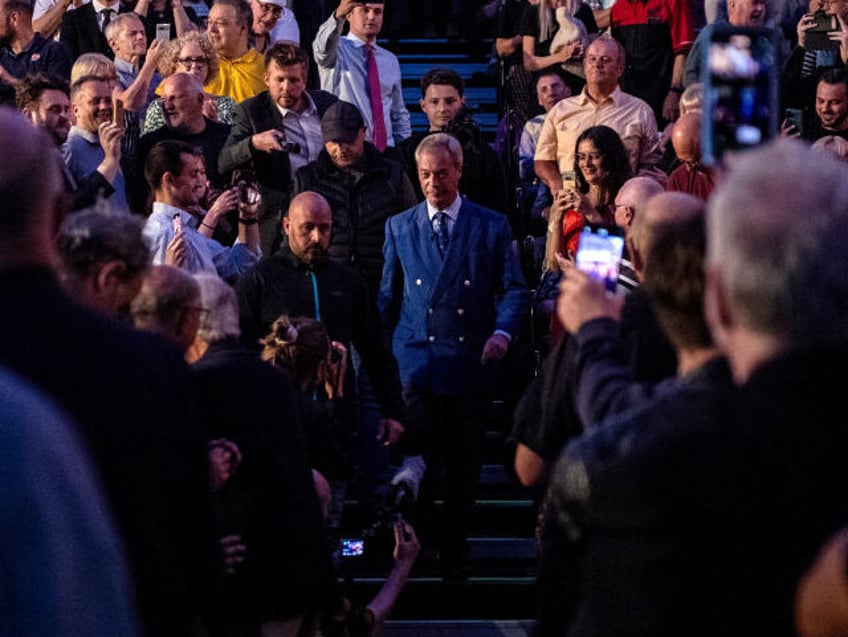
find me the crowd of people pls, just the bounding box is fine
[4,0,848,635]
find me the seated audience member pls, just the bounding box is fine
[145,30,237,133]
[800,68,848,140]
[218,42,338,256]
[132,73,231,217]
[16,73,120,211]
[811,133,848,160]
[186,274,337,637]
[494,0,536,127]
[132,0,198,44]
[204,0,266,103]
[290,100,416,298]
[0,0,71,107]
[535,192,734,637]
[63,76,130,214]
[0,108,207,637]
[143,139,261,282]
[55,209,150,320]
[393,67,509,217]
[517,70,571,236]
[131,264,204,352]
[665,111,717,200]
[0,366,143,637]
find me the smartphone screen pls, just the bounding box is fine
[702,26,780,167]
[340,538,364,557]
[575,227,625,293]
[561,170,577,191]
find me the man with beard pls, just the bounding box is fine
[803,68,848,140]
[132,73,231,216]
[0,0,71,107]
[17,73,121,211]
[62,76,129,213]
[235,190,405,447]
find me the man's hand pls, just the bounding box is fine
[98,120,124,160]
[219,534,246,575]
[481,333,509,364]
[555,261,624,334]
[392,517,421,570]
[829,14,848,63]
[780,117,802,138]
[251,129,288,153]
[208,438,242,491]
[202,96,219,121]
[142,37,167,70]
[335,0,361,20]
[377,418,404,446]
[165,232,188,267]
[663,90,680,123]
[207,186,240,218]
[797,12,816,48]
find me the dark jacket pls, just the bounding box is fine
[290,143,417,296]
[236,246,404,421]
[60,3,129,60]
[218,89,338,253]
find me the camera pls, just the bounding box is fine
[278,141,301,153]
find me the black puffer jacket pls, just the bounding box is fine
[291,143,417,295]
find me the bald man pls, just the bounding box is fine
[130,72,232,215]
[666,111,717,201]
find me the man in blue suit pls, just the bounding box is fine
[379,132,529,578]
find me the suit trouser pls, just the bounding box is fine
[402,388,486,565]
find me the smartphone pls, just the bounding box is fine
[112,97,124,126]
[701,26,780,167]
[340,538,364,557]
[803,10,840,51]
[575,227,625,293]
[785,107,804,135]
[561,170,577,191]
[155,23,171,42]
[172,213,182,234]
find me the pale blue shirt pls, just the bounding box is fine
[143,202,260,283]
[313,14,411,147]
[62,125,129,214]
[275,91,323,175]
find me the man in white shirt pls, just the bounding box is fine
[313,0,410,150]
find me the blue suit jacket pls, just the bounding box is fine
[379,199,529,395]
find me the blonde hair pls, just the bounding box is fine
[158,31,221,85]
[71,53,116,85]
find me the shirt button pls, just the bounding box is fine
[464,279,471,287]
[457,308,464,316]
[428,335,435,342]
[416,279,422,286]
[428,308,433,314]
[458,336,465,343]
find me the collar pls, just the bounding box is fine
[426,195,461,222]
[152,201,200,227]
[344,31,378,50]
[578,85,623,107]
[221,47,260,64]
[5,32,40,56]
[113,56,137,74]
[279,244,326,271]
[69,125,100,144]
[275,90,317,117]
[92,0,118,13]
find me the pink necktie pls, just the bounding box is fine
[364,43,388,152]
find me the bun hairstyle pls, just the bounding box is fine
[260,314,330,385]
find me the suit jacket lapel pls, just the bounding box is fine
[411,204,443,284]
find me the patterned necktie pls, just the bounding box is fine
[433,211,450,258]
[101,8,115,32]
[364,43,388,152]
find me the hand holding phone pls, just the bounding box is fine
[155,22,171,42]
[574,227,625,293]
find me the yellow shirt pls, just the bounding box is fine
[205,48,265,104]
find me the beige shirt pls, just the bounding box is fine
[534,86,665,183]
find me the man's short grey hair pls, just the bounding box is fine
[195,273,240,343]
[105,13,144,44]
[131,265,200,335]
[56,209,150,285]
[415,132,463,167]
[707,138,848,346]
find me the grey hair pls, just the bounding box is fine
[104,12,144,43]
[707,138,848,346]
[414,132,463,168]
[131,265,200,334]
[56,209,150,285]
[194,273,240,343]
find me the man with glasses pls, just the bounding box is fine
[534,35,664,202]
[143,139,261,283]
[205,0,265,102]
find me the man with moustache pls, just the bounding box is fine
[220,41,337,256]
[804,68,848,140]
[62,76,129,213]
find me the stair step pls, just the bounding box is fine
[382,619,536,637]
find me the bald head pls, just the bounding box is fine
[614,176,664,231]
[0,107,64,267]
[630,191,704,276]
[672,112,702,165]
[160,72,205,132]
[283,191,333,264]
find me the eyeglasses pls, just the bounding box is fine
[177,57,209,67]
[575,152,604,162]
[259,4,283,16]
[207,19,235,28]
